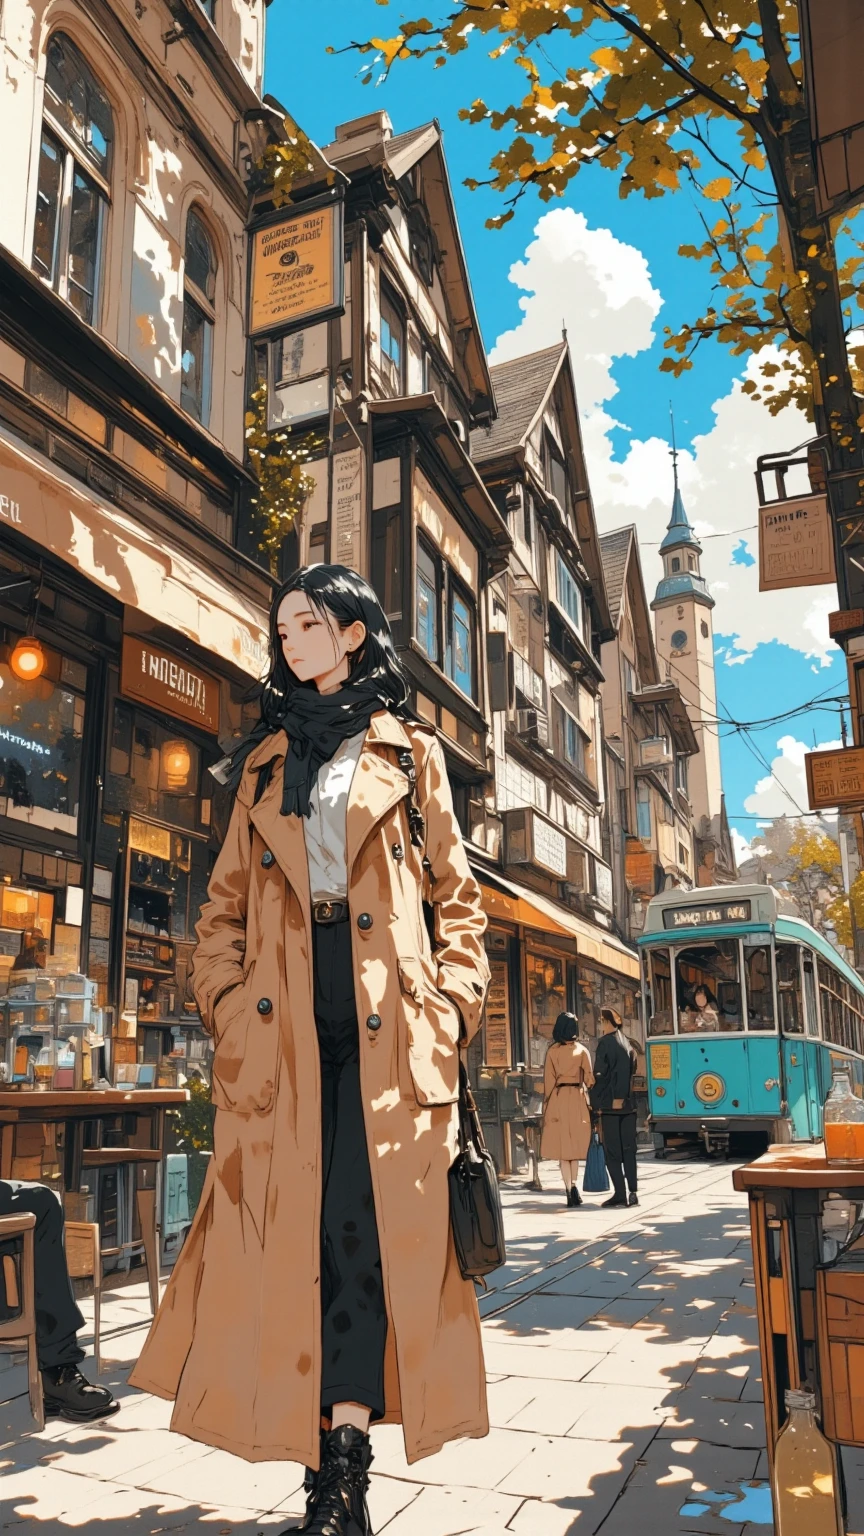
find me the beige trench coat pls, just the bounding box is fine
[129,713,491,1467]
[540,1041,594,1161]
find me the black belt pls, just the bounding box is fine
[312,900,349,925]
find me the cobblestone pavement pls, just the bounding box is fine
[0,1155,779,1535]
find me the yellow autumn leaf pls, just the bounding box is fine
[704,177,733,200]
[656,165,679,190]
[590,47,624,76]
[371,34,407,68]
[742,146,766,170]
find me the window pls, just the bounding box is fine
[32,35,113,325]
[676,940,742,1032]
[0,641,86,837]
[671,557,680,573]
[744,940,774,1030]
[181,209,217,426]
[688,555,695,570]
[555,702,585,773]
[197,0,215,18]
[380,290,404,396]
[523,493,533,550]
[446,585,474,698]
[636,782,651,841]
[107,703,202,833]
[545,433,569,514]
[555,555,581,632]
[415,538,439,663]
[623,657,637,699]
[776,944,804,1035]
[675,753,688,793]
[647,948,673,1036]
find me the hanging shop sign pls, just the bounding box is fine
[121,636,219,735]
[249,198,344,338]
[805,745,864,811]
[758,493,836,591]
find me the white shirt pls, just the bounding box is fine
[303,730,366,902]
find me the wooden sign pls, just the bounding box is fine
[806,745,864,811]
[249,201,344,337]
[758,493,836,591]
[484,958,512,1069]
[829,608,864,637]
[121,636,219,734]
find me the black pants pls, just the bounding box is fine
[313,920,387,1419]
[601,1112,638,1202]
[0,1181,85,1369]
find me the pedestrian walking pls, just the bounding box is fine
[129,565,491,1536]
[591,1008,639,1209]
[540,1012,594,1207]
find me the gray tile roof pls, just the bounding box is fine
[470,342,565,463]
[599,526,635,626]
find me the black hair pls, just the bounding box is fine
[552,1011,580,1044]
[692,984,718,1008]
[260,565,411,727]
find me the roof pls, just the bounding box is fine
[599,527,634,626]
[659,466,702,554]
[652,571,715,609]
[470,343,566,464]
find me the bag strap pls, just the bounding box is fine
[456,1059,488,1156]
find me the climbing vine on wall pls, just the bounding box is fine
[245,381,327,574]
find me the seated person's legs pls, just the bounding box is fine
[0,1181,118,1422]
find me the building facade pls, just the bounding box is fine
[599,526,699,938]
[0,0,282,1087]
[651,461,737,887]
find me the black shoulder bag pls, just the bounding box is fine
[397,746,507,1285]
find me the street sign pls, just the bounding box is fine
[249,199,344,338]
[805,745,864,810]
[758,493,835,591]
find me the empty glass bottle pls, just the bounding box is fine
[823,1068,864,1164]
[773,1389,842,1535]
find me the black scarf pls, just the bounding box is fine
[212,679,397,819]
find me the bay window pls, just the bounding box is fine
[32,34,113,326]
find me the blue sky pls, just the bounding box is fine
[264,3,849,854]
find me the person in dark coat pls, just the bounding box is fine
[590,1008,639,1209]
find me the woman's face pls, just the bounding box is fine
[276,591,366,694]
[694,989,708,1009]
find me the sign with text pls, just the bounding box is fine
[331,446,364,570]
[662,900,752,930]
[758,493,835,591]
[121,636,219,735]
[806,745,864,811]
[249,202,344,337]
[484,957,512,1069]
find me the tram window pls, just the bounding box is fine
[802,953,820,1037]
[646,948,673,1036]
[676,940,742,1032]
[775,944,803,1034]
[819,959,851,1048]
[744,940,774,1029]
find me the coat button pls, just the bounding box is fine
[357,912,373,931]
[366,1014,382,1032]
[261,850,275,868]
[257,998,273,1015]
[391,843,404,861]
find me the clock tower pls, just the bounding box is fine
[651,446,734,883]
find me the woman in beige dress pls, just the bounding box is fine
[540,1012,595,1207]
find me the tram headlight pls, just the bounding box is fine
[694,1072,726,1105]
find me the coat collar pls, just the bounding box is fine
[242,710,413,773]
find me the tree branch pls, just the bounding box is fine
[589,0,758,126]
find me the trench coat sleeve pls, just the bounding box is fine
[418,735,489,1044]
[543,1047,558,1104]
[190,775,253,1034]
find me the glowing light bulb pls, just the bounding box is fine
[162,739,191,790]
[10,637,45,681]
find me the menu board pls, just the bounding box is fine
[484,957,511,1069]
[250,202,344,337]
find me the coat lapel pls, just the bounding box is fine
[347,712,414,880]
[246,732,312,920]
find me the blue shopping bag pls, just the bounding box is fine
[583,1130,610,1193]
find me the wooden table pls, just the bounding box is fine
[734,1143,864,1532]
[0,1089,187,1312]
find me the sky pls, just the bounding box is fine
[264,2,850,862]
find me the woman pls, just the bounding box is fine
[129,566,491,1536]
[686,984,719,1033]
[540,1012,594,1207]
[591,1008,639,1210]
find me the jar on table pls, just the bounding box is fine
[823,1068,864,1164]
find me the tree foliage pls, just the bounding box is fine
[345,1,864,424]
[739,817,856,956]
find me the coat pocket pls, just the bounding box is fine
[396,957,460,1107]
[210,966,277,1115]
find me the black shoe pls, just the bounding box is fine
[300,1432,326,1529]
[601,1196,627,1208]
[628,1192,639,1207]
[570,1186,583,1206]
[298,1424,373,1535]
[41,1364,119,1423]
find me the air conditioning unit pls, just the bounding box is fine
[516,707,549,747]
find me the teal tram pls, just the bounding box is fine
[641,884,864,1158]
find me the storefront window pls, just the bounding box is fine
[0,646,86,836]
[107,703,202,831]
[526,950,567,1067]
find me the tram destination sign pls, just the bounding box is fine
[663,901,752,930]
[805,745,864,811]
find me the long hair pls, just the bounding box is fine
[259,565,411,726]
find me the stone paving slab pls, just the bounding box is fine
[0,1156,774,1535]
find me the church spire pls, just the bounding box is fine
[660,406,701,555]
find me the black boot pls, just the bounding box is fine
[297,1424,373,1536]
[41,1364,119,1423]
[570,1186,583,1206]
[300,1431,326,1530]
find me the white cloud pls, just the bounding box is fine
[731,826,758,864]
[742,733,842,820]
[490,209,838,665]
